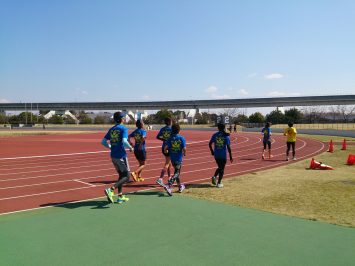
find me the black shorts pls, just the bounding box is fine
[161,147,170,157]
[111,157,130,179]
[134,150,146,162]
[263,141,271,149]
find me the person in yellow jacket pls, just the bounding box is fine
[284,122,297,161]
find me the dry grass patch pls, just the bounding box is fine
[184,145,355,227]
[298,134,355,142]
[0,130,93,137]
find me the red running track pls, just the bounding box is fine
[0,130,326,215]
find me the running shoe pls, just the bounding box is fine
[117,197,124,204]
[292,157,297,161]
[117,195,129,204]
[178,184,185,193]
[156,178,164,187]
[217,183,224,188]
[104,188,114,203]
[286,157,289,161]
[164,185,173,196]
[211,176,217,185]
[131,172,138,182]
[262,154,265,160]
[138,177,145,182]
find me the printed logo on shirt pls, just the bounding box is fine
[162,130,171,140]
[110,130,120,144]
[134,134,143,143]
[171,140,181,152]
[216,136,225,148]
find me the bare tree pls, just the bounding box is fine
[337,105,355,122]
[328,106,338,122]
[220,108,240,117]
[301,106,327,123]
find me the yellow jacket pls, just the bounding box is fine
[284,127,297,142]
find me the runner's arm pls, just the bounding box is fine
[227,145,233,163]
[101,138,111,149]
[123,138,133,152]
[128,135,134,147]
[163,143,169,154]
[209,141,214,156]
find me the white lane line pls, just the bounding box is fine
[0,136,307,183]
[73,179,96,187]
[0,168,112,182]
[0,178,97,190]
[0,187,155,216]
[0,139,210,161]
[0,185,100,201]
[0,162,113,176]
[0,145,213,172]
[0,138,325,215]
[0,150,109,161]
[0,138,317,197]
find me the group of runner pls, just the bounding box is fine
[101,111,233,204]
[261,121,297,161]
[101,111,297,204]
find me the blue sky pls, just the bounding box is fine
[1,0,355,104]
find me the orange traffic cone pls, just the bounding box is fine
[309,158,315,169]
[319,163,334,170]
[341,139,347,150]
[310,158,321,169]
[328,140,334,153]
[347,154,355,165]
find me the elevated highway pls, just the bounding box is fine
[0,95,354,111]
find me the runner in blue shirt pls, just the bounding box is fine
[163,124,186,196]
[128,119,147,182]
[156,117,172,187]
[101,111,133,204]
[261,122,272,160]
[209,123,233,188]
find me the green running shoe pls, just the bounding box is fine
[117,195,129,204]
[104,188,114,203]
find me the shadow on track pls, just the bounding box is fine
[40,200,111,209]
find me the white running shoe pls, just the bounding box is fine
[164,185,173,196]
[178,184,185,193]
[217,183,224,188]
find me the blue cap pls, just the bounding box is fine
[113,111,127,121]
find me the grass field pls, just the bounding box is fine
[184,144,355,227]
[271,123,355,130]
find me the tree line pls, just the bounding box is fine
[0,106,354,125]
